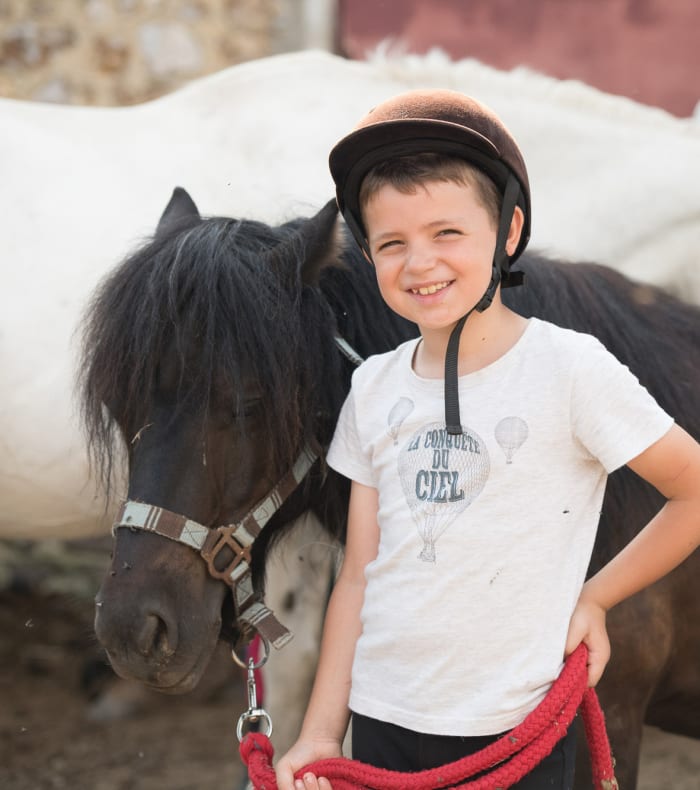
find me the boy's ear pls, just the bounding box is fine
[505,206,525,257]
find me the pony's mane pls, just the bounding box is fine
[78,210,415,498]
[507,253,699,437]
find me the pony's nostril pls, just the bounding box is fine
[137,614,176,658]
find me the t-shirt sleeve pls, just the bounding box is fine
[327,386,376,487]
[570,338,674,473]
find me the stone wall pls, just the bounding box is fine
[0,0,335,105]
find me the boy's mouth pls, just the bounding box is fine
[410,280,452,296]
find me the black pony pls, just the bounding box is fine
[81,189,699,789]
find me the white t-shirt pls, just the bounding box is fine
[327,318,672,737]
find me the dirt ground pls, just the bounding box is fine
[0,589,698,790]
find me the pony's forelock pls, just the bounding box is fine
[78,209,414,508]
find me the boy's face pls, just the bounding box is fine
[363,179,517,336]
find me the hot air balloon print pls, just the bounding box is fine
[495,416,529,464]
[387,397,414,445]
[398,421,490,562]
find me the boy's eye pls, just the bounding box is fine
[437,228,461,237]
[377,239,402,252]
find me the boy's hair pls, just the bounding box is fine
[358,153,501,230]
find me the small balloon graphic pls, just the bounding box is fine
[387,397,414,445]
[398,422,490,562]
[495,416,529,464]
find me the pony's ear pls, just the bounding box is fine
[299,199,343,285]
[266,199,342,287]
[156,187,201,237]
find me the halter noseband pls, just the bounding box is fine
[112,335,363,650]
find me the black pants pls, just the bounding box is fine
[352,713,577,789]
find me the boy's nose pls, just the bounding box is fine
[404,244,437,274]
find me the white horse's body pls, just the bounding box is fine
[3,49,699,539]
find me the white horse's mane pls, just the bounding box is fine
[151,48,695,134]
[367,46,692,129]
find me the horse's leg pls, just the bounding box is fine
[261,512,341,757]
[644,563,700,740]
[573,676,647,790]
[575,590,673,790]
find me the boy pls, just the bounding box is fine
[275,90,700,790]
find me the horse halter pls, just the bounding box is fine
[111,335,363,650]
[112,445,315,649]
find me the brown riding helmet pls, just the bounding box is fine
[329,89,531,272]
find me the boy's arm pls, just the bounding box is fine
[566,423,700,685]
[275,480,380,790]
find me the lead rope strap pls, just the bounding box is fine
[239,643,618,790]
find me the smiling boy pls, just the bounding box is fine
[275,90,700,790]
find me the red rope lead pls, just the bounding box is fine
[240,644,618,790]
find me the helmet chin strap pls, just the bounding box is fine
[444,175,522,435]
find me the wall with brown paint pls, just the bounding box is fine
[339,0,699,117]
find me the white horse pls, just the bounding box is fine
[3,49,700,758]
[3,48,699,541]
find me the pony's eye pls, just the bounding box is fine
[230,393,263,420]
[239,399,262,418]
[210,397,260,428]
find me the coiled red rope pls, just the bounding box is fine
[240,644,618,789]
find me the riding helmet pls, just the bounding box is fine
[329,88,531,273]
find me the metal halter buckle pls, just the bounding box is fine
[201,528,252,582]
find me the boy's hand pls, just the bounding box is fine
[292,773,334,790]
[275,738,341,790]
[565,591,610,687]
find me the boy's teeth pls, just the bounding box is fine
[413,281,449,295]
